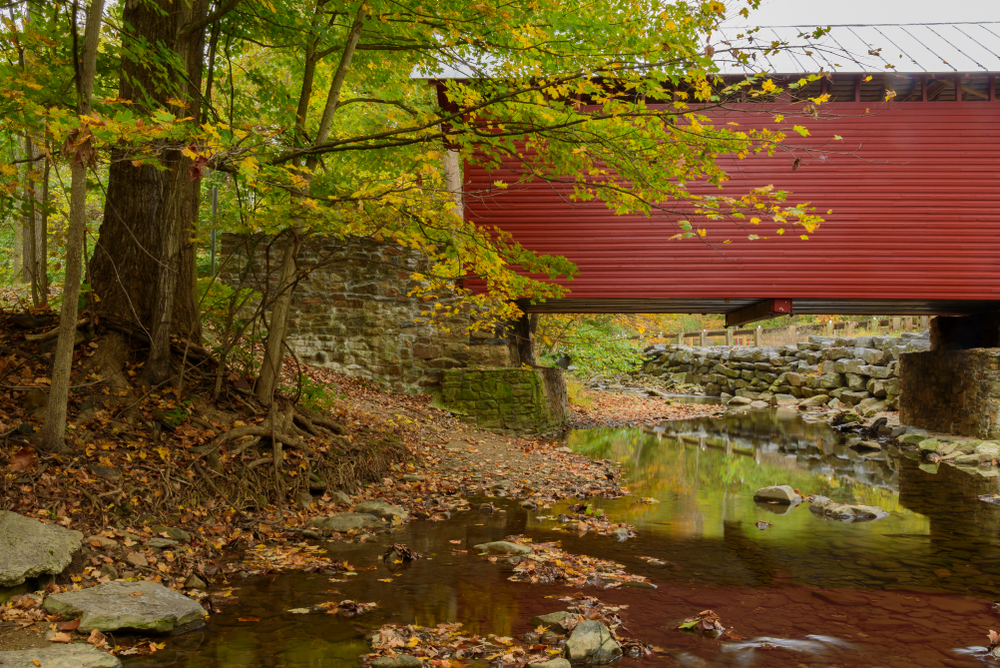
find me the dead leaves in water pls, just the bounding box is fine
[489,535,649,588]
[366,622,533,666]
[383,543,421,563]
[678,609,725,637]
[365,595,650,667]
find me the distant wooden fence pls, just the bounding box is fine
[665,316,931,347]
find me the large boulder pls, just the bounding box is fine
[0,645,121,668]
[307,513,383,532]
[565,620,622,664]
[809,497,887,523]
[0,512,83,587]
[473,541,534,556]
[44,580,206,633]
[353,500,409,522]
[752,485,801,505]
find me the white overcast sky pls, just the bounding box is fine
[734,0,1000,26]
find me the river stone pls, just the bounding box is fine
[370,655,422,668]
[916,438,939,452]
[0,645,121,668]
[752,485,801,505]
[976,442,1000,459]
[727,396,752,406]
[798,394,830,408]
[530,610,575,633]
[354,500,409,522]
[565,620,622,664]
[330,490,352,504]
[86,535,118,550]
[809,496,887,522]
[307,513,383,531]
[529,659,571,668]
[147,537,180,549]
[473,541,534,556]
[0,511,83,587]
[150,525,192,544]
[44,580,206,633]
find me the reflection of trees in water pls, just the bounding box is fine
[568,410,901,507]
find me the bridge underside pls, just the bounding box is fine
[519,298,1000,327]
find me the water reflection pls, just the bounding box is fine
[125,408,1000,667]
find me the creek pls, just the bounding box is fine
[124,408,1000,667]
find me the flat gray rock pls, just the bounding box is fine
[307,513,383,532]
[370,655,422,668]
[0,644,121,667]
[565,620,621,664]
[44,580,205,633]
[528,659,571,668]
[0,511,83,587]
[809,496,888,523]
[473,541,534,556]
[353,500,409,522]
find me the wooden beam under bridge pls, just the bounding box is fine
[725,299,793,328]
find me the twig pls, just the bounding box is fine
[24,317,90,342]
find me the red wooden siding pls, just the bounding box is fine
[464,101,1000,316]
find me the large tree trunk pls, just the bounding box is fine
[90,0,205,376]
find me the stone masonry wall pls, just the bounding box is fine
[900,349,1000,439]
[431,368,570,434]
[643,333,931,414]
[220,234,509,392]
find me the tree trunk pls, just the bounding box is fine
[22,136,46,304]
[40,0,105,452]
[254,3,366,404]
[90,0,205,363]
[255,231,303,402]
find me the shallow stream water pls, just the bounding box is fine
[126,408,1000,668]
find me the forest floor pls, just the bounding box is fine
[0,316,726,656]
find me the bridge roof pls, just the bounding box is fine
[416,22,1000,80]
[714,22,1000,75]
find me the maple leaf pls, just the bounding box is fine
[988,629,1000,647]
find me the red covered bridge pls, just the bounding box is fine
[460,23,1000,326]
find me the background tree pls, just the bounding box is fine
[40,0,105,452]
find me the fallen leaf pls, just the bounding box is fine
[50,632,72,643]
[10,446,36,472]
[87,629,107,647]
[60,619,81,632]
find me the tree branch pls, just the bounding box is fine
[179,0,241,39]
